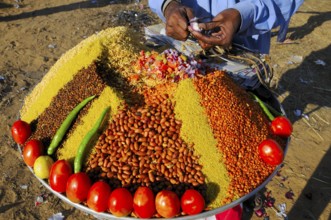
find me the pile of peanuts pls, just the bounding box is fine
[194,71,274,201]
[85,92,207,197]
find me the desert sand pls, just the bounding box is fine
[0,0,330,219]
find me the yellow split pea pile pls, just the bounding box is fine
[19,27,283,212]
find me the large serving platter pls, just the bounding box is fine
[18,85,289,220]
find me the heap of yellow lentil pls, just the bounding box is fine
[173,79,230,208]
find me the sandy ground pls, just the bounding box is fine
[0,0,330,219]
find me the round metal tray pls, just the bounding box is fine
[19,87,289,220]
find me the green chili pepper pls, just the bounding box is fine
[74,106,110,173]
[249,92,275,121]
[261,101,283,117]
[47,95,95,155]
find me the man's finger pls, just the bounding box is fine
[191,30,223,45]
[198,40,213,50]
[167,25,189,41]
[177,18,188,31]
[185,8,195,21]
[211,31,226,40]
[198,21,220,31]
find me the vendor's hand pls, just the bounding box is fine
[188,9,241,50]
[164,1,194,41]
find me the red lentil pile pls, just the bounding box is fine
[85,90,207,197]
[29,62,106,147]
[194,71,275,201]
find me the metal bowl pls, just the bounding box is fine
[19,87,289,220]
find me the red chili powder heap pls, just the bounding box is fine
[194,71,276,202]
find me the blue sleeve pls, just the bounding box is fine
[148,0,166,21]
[232,0,304,37]
[147,0,304,52]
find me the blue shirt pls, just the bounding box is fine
[148,0,304,54]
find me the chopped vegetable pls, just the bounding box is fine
[47,95,95,155]
[74,106,110,173]
[134,49,213,83]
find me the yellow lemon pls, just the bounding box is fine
[33,155,54,179]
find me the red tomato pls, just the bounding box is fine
[181,189,205,215]
[22,139,44,167]
[133,186,156,218]
[66,172,91,203]
[258,139,284,166]
[11,119,31,144]
[271,116,293,138]
[87,181,111,212]
[155,190,180,218]
[108,188,133,217]
[49,160,72,193]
